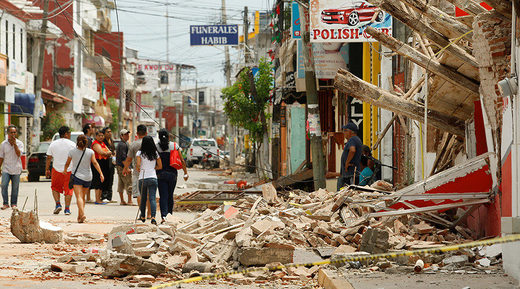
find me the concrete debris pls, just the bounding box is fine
[10,209,63,244]
[86,187,493,283]
[64,232,104,244]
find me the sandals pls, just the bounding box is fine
[138,217,146,223]
[78,216,87,223]
[151,218,157,226]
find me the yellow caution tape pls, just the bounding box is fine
[150,233,520,289]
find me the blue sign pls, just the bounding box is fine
[292,1,301,39]
[190,25,239,46]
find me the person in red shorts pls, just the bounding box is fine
[45,126,76,215]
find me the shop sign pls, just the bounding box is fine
[190,25,239,46]
[0,54,6,86]
[309,0,392,42]
[297,40,348,80]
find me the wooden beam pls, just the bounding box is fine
[369,0,478,67]
[365,26,480,96]
[401,0,473,42]
[445,0,488,16]
[482,0,513,19]
[334,69,466,137]
[367,199,490,218]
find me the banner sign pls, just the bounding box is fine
[309,0,392,42]
[190,25,239,46]
[297,40,349,80]
[292,1,302,39]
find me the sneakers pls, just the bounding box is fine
[64,208,71,215]
[53,204,62,214]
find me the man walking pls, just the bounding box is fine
[116,129,133,205]
[123,125,148,213]
[0,125,24,209]
[46,126,76,214]
[338,122,363,190]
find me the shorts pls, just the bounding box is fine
[51,168,73,196]
[132,172,139,198]
[72,175,91,188]
[116,166,132,193]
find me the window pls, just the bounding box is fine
[20,28,23,63]
[5,21,8,56]
[12,24,15,60]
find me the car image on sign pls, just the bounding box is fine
[321,1,384,27]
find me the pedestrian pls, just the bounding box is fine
[123,124,151,217]
[91,130,112,204]
[156,129,188,224]
[358,155,373,186]
[337,122,363,190]
[136,136,162,225]
[116,129,133,205]
[82,123,95,203]
[62,135,104,223]
[45,126,76,214]
[102,127,115,202]
[0,125,24,210]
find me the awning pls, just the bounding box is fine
[82,114,105,127]
[41,88,72,103]
[12,93,35,116]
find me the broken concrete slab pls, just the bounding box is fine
[181,262,214,273]
[360,228,389,254]
[64,232,104,244]
[442,255,469,266]
[317,269,355,289]
[10,209,63,244]
[133,275,156,282]
[238,247,294,266]
[479,244,502,258]
[99,252,166,277]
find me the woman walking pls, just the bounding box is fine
[91,131,112,204]
[156,129,188,224]
[136,136,162,225]
[63,135,104,223]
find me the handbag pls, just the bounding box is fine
[69,148,86,189]
[169,142,183,170]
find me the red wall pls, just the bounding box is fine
[162,106,184,131]
[94,32,123,100]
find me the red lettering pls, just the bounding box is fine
[382,28,390,36]
[312,29,321,40]
[351,29,359,39]
[342,29,349,39]
[322,29,330,39]
[330,29,337,40]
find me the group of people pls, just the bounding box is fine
[338,122,377,190]
[44,124,188,224]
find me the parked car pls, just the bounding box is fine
[27,141,51,182]
[52,131,84,143]
[186,138,220,168]
[321,1,384,26]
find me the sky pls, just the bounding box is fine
[111,0,272,89]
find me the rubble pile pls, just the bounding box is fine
[42,184,501,286]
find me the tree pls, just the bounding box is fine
[41,113,65,141]
[221,58,273,174]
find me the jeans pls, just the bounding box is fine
[138,178,158,218]
[158,170,178,218]
[1,173,20,206]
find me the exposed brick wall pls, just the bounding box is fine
[473,11,511,132]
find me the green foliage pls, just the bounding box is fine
[109,98,119,132]
[41,113,66,141]
[221,58,273,144]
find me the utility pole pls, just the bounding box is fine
[32,0,49,151]
[299,3,326,189]
[118,46,125,131]
[243,6,250,64]
[222,0,235,164]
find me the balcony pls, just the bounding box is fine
[83,54,112,78]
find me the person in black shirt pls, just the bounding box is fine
[338,122,363,190]
[156,129,188,224]
[101,127,115,202]
[116,129,133,205]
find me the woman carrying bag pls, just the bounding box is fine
[63,135,104,223]
[136,136,162,225]
[156,129,188,224]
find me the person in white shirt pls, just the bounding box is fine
[0,125,24,210]
[45,126,76,215]
[136,136,162,225]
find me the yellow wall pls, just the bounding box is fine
[362,42,380,156]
